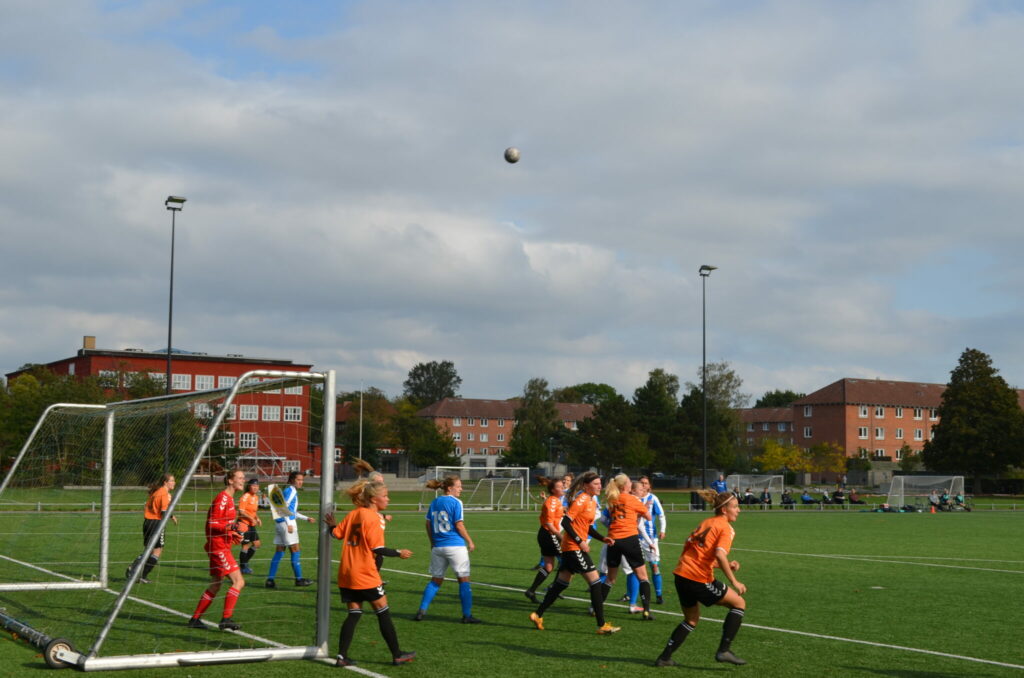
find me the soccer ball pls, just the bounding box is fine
[504,147,520,164]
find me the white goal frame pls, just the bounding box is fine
[0,369,337,671]
[887,475,964,508]
[431,466,529,509]
[725,474,785,503]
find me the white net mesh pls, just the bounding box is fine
[887,475,964,508]
[725,474,785,503]
[426,466,529,509]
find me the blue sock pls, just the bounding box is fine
[459,581,473,617]
[599,573,606,584]
[268,550,284,579]
[653,571,663,597]
[626,573,639,606]
[419,580,441,612]
[290,550,303,579]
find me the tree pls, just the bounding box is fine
[392,400,457,468]
[402,360,462,408]
[754,389,806,408]
[923,348,1024,485]
[897,444,919,473]
[566,394,652,475]
[753,439,806,473]
[552,382,619,407]
[676,386,734,479]
[687,361,750,411]
[633,369,681,472]
[505,378,559,468]
[807,442,847,476]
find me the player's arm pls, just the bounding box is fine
[424,518,435,547]
[715,547,745,594]
[654,497,667,539]
[159,495,179,526]
[588,523,612,545]
[454,520,475,552]
[560,515,589,552]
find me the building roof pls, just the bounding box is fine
[793,378,946,408]
[738,407,793,423]
[417,397,594,421]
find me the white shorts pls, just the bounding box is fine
[641,539,660,564]
[429,546,471,578]
[273,520,300,547]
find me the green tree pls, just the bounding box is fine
[402,361,462,408]
[687,361,750,411]
[897,444,919,473]
[566,393,652,475]
[633,369,681,472]
[392,400,458,468]
[753,439,805,473]
[552,382,619,406]
[923,348,1024,486]
[754,389,806,408]
[505,378,559,468]
[807,442,847,475]
[676,386,734,480]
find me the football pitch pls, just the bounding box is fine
[1,503,1022,677]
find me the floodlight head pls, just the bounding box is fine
[699,264,717,276]
[165,196,186,211]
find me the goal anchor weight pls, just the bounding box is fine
[1,607,80,669]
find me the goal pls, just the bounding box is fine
[427,466,529,509]
[0,369,338,670]
[887,475,964,508]
[725,474,785,504]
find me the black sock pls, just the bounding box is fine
[659,621,694,660]
[375,606,402,656]
[338,609,362,657]
[589,580,606,626]
[537,578,568,616]
[129,555,142,573]
[718,608,744,653]
[142,556,159,577]
[527,570,549,593]
[240,549,254,566]
[600,581,613,602]
[639,580,651,613]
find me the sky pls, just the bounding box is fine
[3,0,1024,403]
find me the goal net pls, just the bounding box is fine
[425,466,529,509]
[725,474,785,504]
[887,475,964,508]
[0,369,337,670]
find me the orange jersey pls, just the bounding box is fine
[539,494,564,530]
[333,506,387,590]
[606,493,647,540]
[560,493,597,552]
[144,487,171,521]
[674,514,735,583]
[237,492,260,527]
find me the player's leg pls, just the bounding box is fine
[415,548,446,619]
[188,575,223,627]
[452,545,479,623]
[369,594,415,665]
[219,567,245,630]
[266,522,287,586]
[337,597,363,666]
[713,587,747,664]
[655,575,701,666]
[289,541,311,585]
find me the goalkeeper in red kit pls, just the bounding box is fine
[187,469,248,631]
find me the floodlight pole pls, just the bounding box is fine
[164,196,186,475]
[699,264,717,491]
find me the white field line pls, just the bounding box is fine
[1,554,390,678]
[380,566,1024,671]
[733,548,1024,574]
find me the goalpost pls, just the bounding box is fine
[887,475,964,508]
[725,474,785,504]
[427,466,529,509]
[0,369,337,670]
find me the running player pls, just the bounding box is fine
[414,475,481,623]
[524,476,564,603]
[654,489,748,667]
[126,473,179,583]
[237,478,262,574]
[324,478,415,667]
[600,474,654,620]
[266,471,315,588]
[529,472,620,635]
[186,469,247,631]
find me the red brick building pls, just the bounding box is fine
[417,397,595,469]
[6,337,316,475]
[739,407,795,448]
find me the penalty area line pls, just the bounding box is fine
[381,566,1024,671]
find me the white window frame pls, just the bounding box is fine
[467,417,475,426]
[218,376,237,389]
[262,405,281,421]
[221,432,235,447]
[874,427,884,440]
[467,432,475,441]
[239,405,258,421]
[746,423,754,432]
[480,433,488,442]
[452,417,462,426]
[875,406,885,418]
[875,448,885,457]
[195,375,215,391]
[480,418,488,427]
[895,406,904,418]
[929,408,938,420]
[497,418,505,427]
[777,422,787,431]
[896,447,904,460]
[284,385,303,395]
[762,423,770,431]
[284,406,302,422]
[914,428,924,441]
[913,408,923,420]
[239,432,258,448]
[171,373,191,391]
[803,405,812,417]
[895,428,904,440]
[497,433,505,442]
[857,427,868,439]
[858,405,868,418]
[453,432,461,441]
[282,460,300,473]
[803,426,812,439]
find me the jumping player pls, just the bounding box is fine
[654,489,748,667]
[524,475,564,603]
[529,472,620,635]
[237,478,262,574]
[266,471,315,588]
[127,473,178,583]
[414,475,481,623]
[187,469,247,631]
[324,478,415,667]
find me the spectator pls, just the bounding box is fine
[939,491,951,511]
[742,488,757,506]
[800,490,818,505]
[759,488,772,509]
[831,488,845,505]
[928,490,942,510]
[780,490,795,510]
[710,474,728,494]
[848,489,865,505]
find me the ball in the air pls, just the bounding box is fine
[504,147,520,163]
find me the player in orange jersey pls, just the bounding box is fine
[529,472,620,635]
[524,475,565,603]
[654,489,748,667]
[186,469,247,631]
[324,478,416,667]
[237,478,262,574]
[126,473,179,583]
[600,474,654,619]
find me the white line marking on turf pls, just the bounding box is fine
[381,566,1024,671]
[736,548,1024,574]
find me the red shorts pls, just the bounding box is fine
[206,546,239,578]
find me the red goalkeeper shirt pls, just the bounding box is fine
[205,489,237,551]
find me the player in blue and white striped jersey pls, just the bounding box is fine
[627,476,667,606]
[266,472,316,588]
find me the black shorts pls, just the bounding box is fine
[142,519,165,549]
[241,527,260,545]
[606,534,645,570]
[537,527,561,558]
[560,548,596,575]
[674,574,727,608]
[340,585,385,604]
